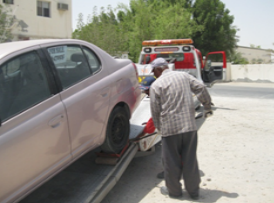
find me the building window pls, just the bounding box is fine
[3,0,14,4]
[18,36,30,40]
[37,1,50,17]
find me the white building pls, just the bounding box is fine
[0,0,72,41]
[236,46,272,64]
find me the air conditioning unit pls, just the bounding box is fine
[3,0,14,4]
[57,3,69,10]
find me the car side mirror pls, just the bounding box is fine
[205,59,212,71]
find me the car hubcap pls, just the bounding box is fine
[111,116,125,144]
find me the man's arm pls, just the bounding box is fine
[136,117,156,139]
[187,74,212,110]
[143,117,156,134]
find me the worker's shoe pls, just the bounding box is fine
[157,171,164,179]
[189,193,199,200]
[160,186,183,199]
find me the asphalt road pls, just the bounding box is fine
[101,82,274,203]
[208,82,274,99]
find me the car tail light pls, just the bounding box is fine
[132,63,139,80]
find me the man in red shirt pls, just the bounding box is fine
[137,76,169,179]
[136,76,156,138]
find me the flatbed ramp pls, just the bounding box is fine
[19,95,152,203]
[19,143,138,203]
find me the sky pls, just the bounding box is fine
[72,0,274,50]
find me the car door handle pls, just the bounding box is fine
[49,115,64,128]
[101,87,110,98]
[101,92,108,97]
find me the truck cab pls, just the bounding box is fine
[136,39,226,88]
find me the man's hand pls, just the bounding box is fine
[203,109,213,118]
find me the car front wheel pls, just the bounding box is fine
[101,106,129,153]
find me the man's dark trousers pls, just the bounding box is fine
[162,131,201,197]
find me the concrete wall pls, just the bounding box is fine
[225,63,274,83]
[0,0,72,40]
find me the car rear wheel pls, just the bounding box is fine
[101,106,129,153]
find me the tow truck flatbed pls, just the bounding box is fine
[19,143,138,203]
[19,95,152,203]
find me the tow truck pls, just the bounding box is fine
[135,39,226,108]
[136,39,227,84]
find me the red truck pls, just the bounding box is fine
[135,38,227,108]
[136,38,226,86]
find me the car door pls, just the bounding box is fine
[44,44,111,159]
[0,49,71,203]
[202,51,227,87]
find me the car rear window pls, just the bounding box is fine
[47,45,92,89]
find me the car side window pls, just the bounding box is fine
[47,45,92,89]
[0,52,51,122]
[82,47,101,74]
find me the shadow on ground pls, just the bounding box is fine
[102,142,239,203]
[198,188,239,203]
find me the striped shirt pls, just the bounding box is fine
[149,69,211,137]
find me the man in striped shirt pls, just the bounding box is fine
[149,58,212,200]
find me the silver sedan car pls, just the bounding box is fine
[0,39,141,203]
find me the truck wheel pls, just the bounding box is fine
[101,106,129,153]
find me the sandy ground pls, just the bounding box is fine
[101,83,274,203]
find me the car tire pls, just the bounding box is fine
[101,106,129,154]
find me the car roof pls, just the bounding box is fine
[0,39,82,58]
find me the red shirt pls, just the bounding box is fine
[143,117,155,134]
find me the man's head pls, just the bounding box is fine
[150,57,169,78]
[140,76,156,96]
